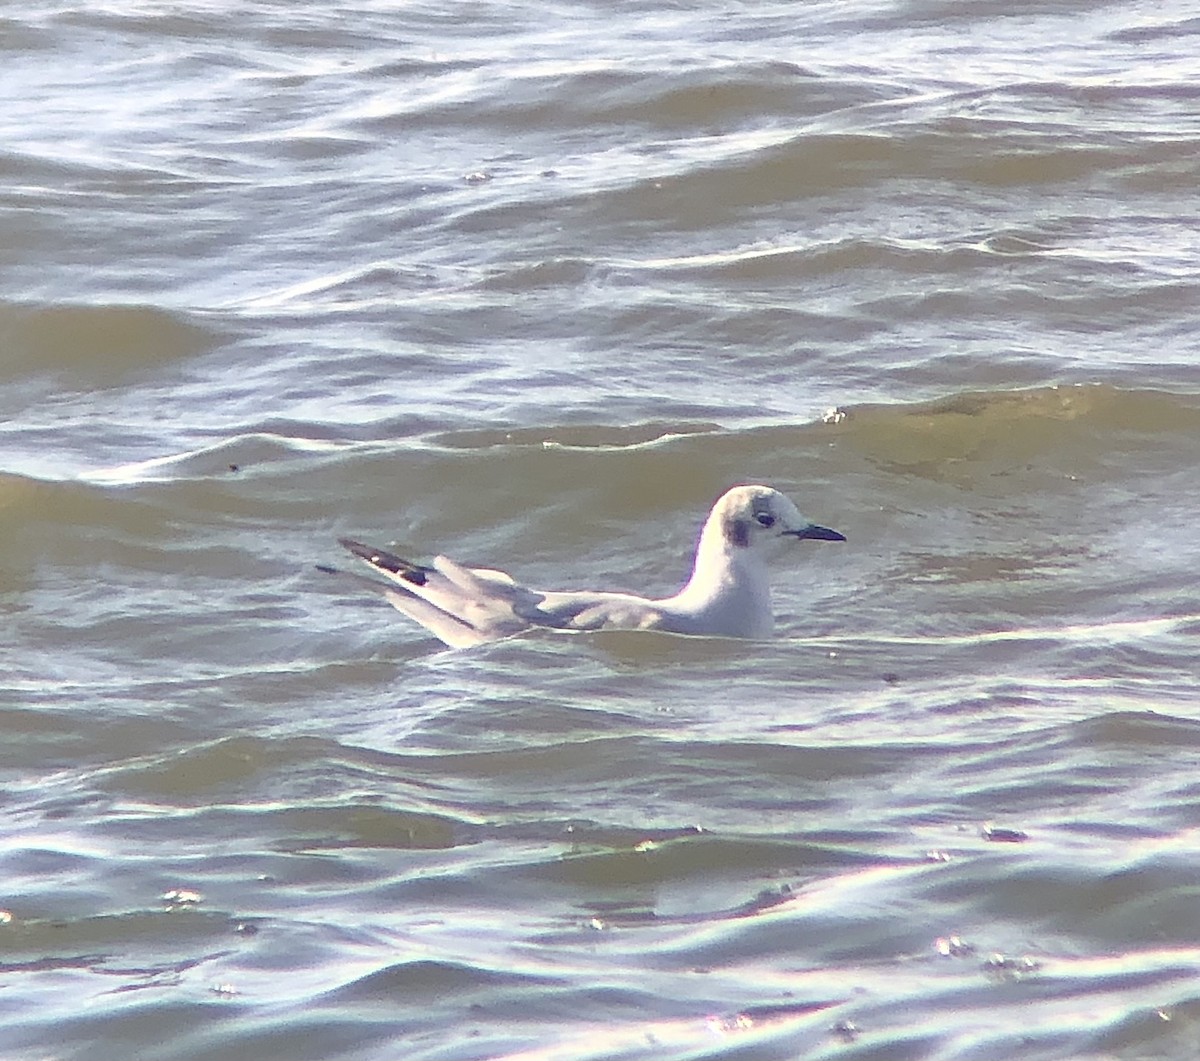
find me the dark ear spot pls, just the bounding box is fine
[723,516,750,548]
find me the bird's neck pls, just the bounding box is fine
[672,522,773,633]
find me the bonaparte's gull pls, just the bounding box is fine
[321,484,844,647]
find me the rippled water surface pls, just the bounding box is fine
[4,2,1200,1059]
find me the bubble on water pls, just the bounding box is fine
[707,1013,754,1035]
[832,1019,859,1043]
[935,935,974,957]
[982,824,1028,843]
[985,953,1040,979]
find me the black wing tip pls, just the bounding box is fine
[337,536,374,557]
[337,537,430,585]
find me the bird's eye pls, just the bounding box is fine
[755,512,776,528]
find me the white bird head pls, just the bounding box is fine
[710,484,846,552]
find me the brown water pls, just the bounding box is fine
[3,3,1200,1059]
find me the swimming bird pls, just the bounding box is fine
[321,484,844,648]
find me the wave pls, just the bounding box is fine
[4,381,1194,491]
[815,382,1200,467]
[0,301,225,387]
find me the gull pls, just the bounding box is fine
[320,484,844,648]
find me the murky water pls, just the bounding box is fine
[3,3,1200,1058]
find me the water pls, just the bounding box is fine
[3,2,1200,1058]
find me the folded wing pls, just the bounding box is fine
[331,539,670,646]
[334,539,548,647]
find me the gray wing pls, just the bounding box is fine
[330,539,544,647]
[513,590,671,633]
[327,539,670,646]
